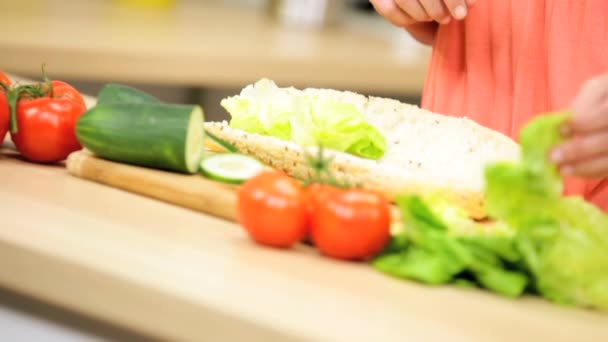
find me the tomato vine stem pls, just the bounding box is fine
[7,64,55,134]
[303,145,359,189]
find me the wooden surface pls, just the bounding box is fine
[2,77,608,341]
[64,150,406,227]
[2,148,608,341]
[0,0,430,96]
[66,150,239,222]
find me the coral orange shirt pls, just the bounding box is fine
[422,0,608,211]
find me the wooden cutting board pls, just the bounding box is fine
[66,150,403,225]
[66,150,239,222]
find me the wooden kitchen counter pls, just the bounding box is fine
[0,0,430,96]
[1,76,607,341]
[3,151,608,342]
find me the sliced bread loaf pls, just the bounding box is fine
[204,83,521,219]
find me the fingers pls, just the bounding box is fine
[419,0,452,24]
[394,0,468,22]
[553,74,608,179]
[370,0,472,27]
[551,131,608,163]
[395,0,433,22]
[559,155,608,178]
[551,130,608,178]
[370,0,416,27]
[566,74,608,135]
[442,0,469,20]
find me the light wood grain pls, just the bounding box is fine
[0,0,430,95]
[64,150,406,228]
[2,150,608,341]
[66,150,238,222]
[2,74,608,340]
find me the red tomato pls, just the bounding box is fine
[10,80,87,163]
[47,80,86,107]
[311,189,391,261]
[0,71,11,145]
[302,183,342,230]
[237,171,308,248]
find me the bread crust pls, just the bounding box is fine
[207,84,521,219]
[205,121,490,219]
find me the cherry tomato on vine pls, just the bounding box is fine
[302,183,342,231]
[311,189,391,261]
[237,170,308,248]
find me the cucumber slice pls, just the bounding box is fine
[201,153,265,184]
[185,107,206,173]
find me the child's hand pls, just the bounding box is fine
[551,74,608,178]
[369,0,476,26]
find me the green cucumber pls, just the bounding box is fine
[96,83,161,105]
[200,153,264,184]
[95,82,237,153]
[76,103,205,174]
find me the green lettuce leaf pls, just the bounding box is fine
[373,195,528,298]
[516,197,608,309]
[221,79,386,160]
[484,113,568,226]
[484,112,608,310]
[520,112,567,191]
[288,98,386,160]
[221,78,293,140]
[373,110,608,309]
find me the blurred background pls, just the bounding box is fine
[0,0,431,121]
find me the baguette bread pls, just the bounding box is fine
[204,84,521,219]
